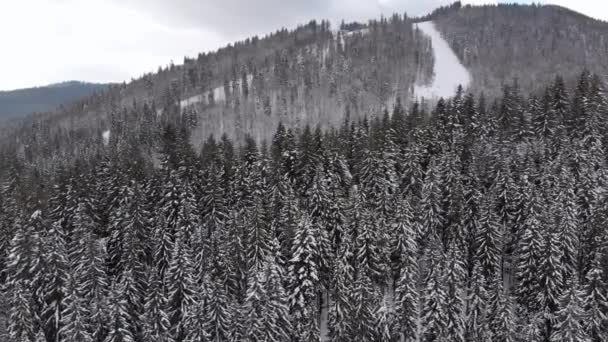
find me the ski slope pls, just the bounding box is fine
[413,21,471,101]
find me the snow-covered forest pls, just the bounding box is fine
[1,70,608,342]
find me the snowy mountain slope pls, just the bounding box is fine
[413,21,471,101]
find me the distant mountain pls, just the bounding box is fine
[0,81,109,120]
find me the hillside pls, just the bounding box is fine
[2,3,608,167]
[2,3,608,341]
[433,3,608,97]
[0,81,109,120]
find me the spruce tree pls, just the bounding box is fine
[166,235,196,342]
[464,262,489,342]
[60,275,93,342]
[393,199,419,342]
[288,214,320,342]
[487,275,516,342]
[421,238,447,342]
[515,190,544,312]
[105,282,134,342]
[328,234,355,342]
[551,280,589,342]
[8,280,36,342]
[143,271,172,342]
[583,255,608,342]
[202,276,232,342]
[475,195,503,279]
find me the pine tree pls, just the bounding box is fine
[538,227,565,340]
[60,275,93,342]
[487,275,516,342]
[555,179,579,283]
[40,221,70,342]
[288,214,320,342]
[421,238,447,342]
[243,267,267,342]
[166,236,196,342]
[6,211,42,285]
[105,282,134,342]
[475,195,503,279]
[583,256,608,342]
[184,298,208,342]
[464,262,489,342]
[351,266,378,342]
[143,271,172,342]
[419,158,444,245]
[355,205,384,285]
[551,280,589,342]
[304,168,334,289]
[393,199,419,342]
[263,239,292,341]
[443,246,465,342]
[515,190,544,312]
[375,299,397,342]
[328,235,355,342]
[202,276,232,342]
[8,280,36,342]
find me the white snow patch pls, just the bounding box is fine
[413,21,471,101]
[344,28,369,37]
[31,210,42,219]
[102,130,110,145]
[180,94,205,108]
[179,74,252,109]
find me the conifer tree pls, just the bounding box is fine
[583,255,608,342]
[105,282,134,342]
[487,275,516,342]
[328,234,355,342]
[166,235,196,342]
[375,299,397,342]
[61,275,93,342]
[393,198,419,342]
[288,214,320,342]
[551,280,589,342]
[515,190,544,312]
[538,227,565,340]
[421,237,447,342]
[202,276,232,342]
[8,280,36,342]
[40,221,70,342]
[143,271,172,342]
[475,195,503,279]
[351,266,378,342]
[443,246,466,342]
[263,239,292,341]
[465,262,489,342]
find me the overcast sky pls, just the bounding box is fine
[0,0,606,91]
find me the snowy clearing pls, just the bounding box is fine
[413,21,471,101]
[102,130,110,145]
[179,74,252,109]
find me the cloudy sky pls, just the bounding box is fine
[0,0,606,90]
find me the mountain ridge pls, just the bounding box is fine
[0,81,110,120]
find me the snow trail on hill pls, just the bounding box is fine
[102,130,110,145]
[414,21,471,101]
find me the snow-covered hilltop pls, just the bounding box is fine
[413,21,471,101]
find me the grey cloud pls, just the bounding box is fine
[114,0,453,39]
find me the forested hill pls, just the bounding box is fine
[433,3,608,98]
[3,2,608,342]
[0,81,108,120]
[3,2,608,163]
[1,71,608,341]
